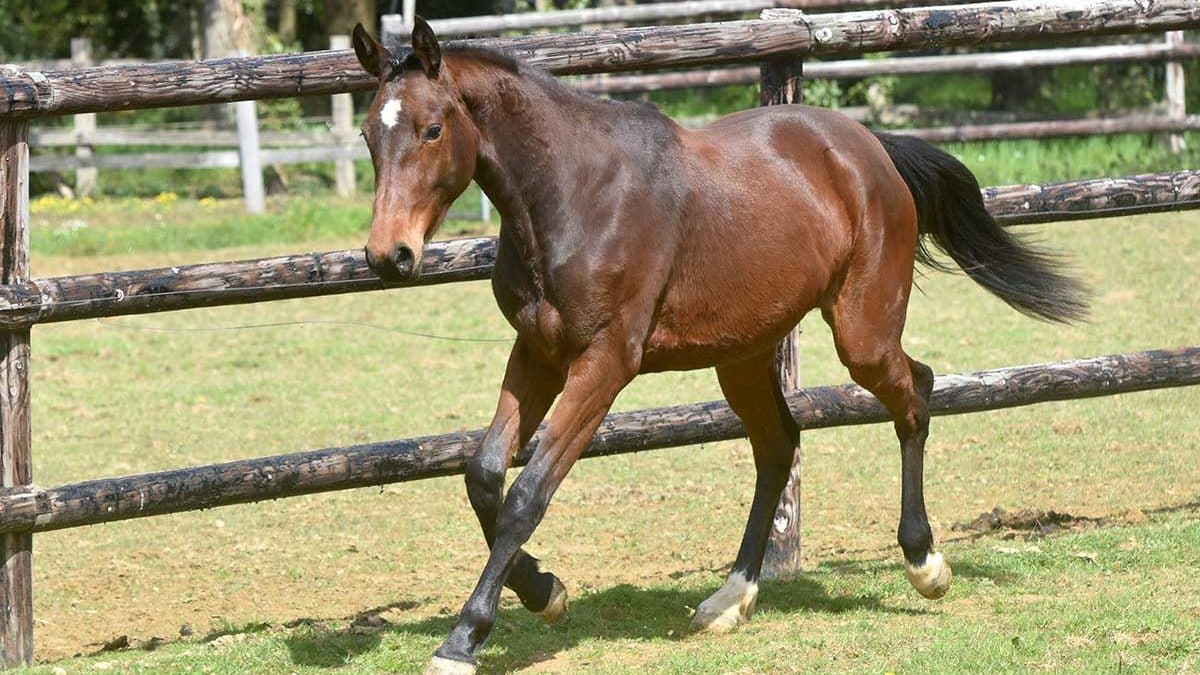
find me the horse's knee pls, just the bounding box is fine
[465,451,506,510]
[909,359,934,399]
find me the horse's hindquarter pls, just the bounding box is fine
[642,106,900,371]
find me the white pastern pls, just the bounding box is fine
[424,655,476,675]
[380,98,403,128]
[691,571,759,633]
[904,550,953,599]
[535,575,569,624]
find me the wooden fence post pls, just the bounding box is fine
[758,51,804,580]
[0,119,34,667]
[1165,31,1187,153]
[70,38,97,198]
[234,96,265,214]
[330,35,356,198]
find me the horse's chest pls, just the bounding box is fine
[491,256,568,366]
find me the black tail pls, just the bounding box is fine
[875,132,1088,323]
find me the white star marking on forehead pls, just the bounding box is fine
[380,98,403,128]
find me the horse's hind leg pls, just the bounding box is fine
[464,339,567,622]
[692,349,798,632]
[822,258,952,600]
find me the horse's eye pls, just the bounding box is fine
[423,124,443,142]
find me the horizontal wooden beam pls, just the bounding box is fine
[29,128,341,149]
[382,0,924,39]
[2,347,1195,535]
[385,0,781,38]
[0,236,496,328]
[27,114,1194,173]
[29,144,367,172]
[984,169,1200,225]
[893,114,1200,143]
[0,169,1194,328]
[577,42,1200,94]
[2,0,1199,117]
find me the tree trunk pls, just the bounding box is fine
[203,0,256,58]
[278,0,298,44]
[203,0,258,124]
[324,0,376,38]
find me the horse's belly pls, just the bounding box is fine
[640,282,821,372]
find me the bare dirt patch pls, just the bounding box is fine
[951,506,1108,537]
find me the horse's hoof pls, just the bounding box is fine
[535,576,568,624]
[905,550,952,599]
[424,655,476,675]
[690,572,758,634]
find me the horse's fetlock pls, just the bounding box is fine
[898,520,933,560]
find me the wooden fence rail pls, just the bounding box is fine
[0,347,1194,536]
[0,169,1194,329]
[2,0,1199,118]
[379,0,906,40]
[577,42,1200,94]
[894,114,1200,143]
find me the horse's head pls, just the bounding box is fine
[353,18,479,281]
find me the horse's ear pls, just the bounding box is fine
[411,16,442,79]
[352,23,391,78]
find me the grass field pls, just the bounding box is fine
[14,167,1200,672]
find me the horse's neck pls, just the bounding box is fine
[452,59,592,256]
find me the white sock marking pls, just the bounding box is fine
[693,570,758,631]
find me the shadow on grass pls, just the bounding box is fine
[815,555,1016,585]
[284,628,384,668]
[283,600,422,667]
[285,571,922,673]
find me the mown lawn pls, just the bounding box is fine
[14,185,1200,672]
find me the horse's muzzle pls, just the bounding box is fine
[365,244,418,281]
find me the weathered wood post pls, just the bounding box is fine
[1165,31,1187,153]
[330,35,357,198]
[0,113,34,666]
[70,38,97,198]
[758,9,804,580]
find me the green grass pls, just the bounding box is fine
[21,513,1200,674]
[28,186,492,259]
[941,133,1200,187]
[13,190,1200,672]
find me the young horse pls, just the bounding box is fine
[352,19,1086,674]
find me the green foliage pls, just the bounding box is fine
[28,185,493,257]
[644,84,758,121]
[945,133,1200,186]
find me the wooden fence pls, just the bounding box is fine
[28,35,495,219]
[382,3,1194,150]
[1,0,1200,665]
[29,21,1195,211]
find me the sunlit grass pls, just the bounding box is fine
[13,190,1198,672]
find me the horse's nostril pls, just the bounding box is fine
[393,244,415,276]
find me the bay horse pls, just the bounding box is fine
[351,19,1086,674]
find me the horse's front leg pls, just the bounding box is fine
[428,330,640,674]
[465,339,566,621]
